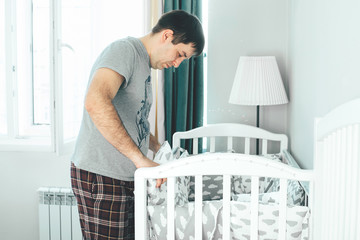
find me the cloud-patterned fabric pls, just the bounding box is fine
[147,197,310,240]
[145,151,309,239]
[188,174,225,201]
[232,154,305,206]
[179,153,305,206]
[187,154,287,202]
[232,154,283,195]
[147,142,190,206]
[232,191,280,203]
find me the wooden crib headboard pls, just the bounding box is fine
[314,98,360,240]
[172,123,288,155]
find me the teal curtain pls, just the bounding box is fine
[164,0,204,152]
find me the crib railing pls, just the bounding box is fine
[172,123,288,155]
[134,153,314,240]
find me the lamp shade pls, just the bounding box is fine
[229,56,289,106]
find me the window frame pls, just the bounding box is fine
[0,0,148,154]
[0,0,56,152]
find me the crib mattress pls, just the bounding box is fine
[147,200,310,240]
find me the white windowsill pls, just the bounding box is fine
[0,137,53,152]
[0,136,76,155]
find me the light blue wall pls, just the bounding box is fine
[288,0,360,168]
[207,0,288,152]
[208,0,360,168]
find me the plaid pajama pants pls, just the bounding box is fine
[71,163,135,240]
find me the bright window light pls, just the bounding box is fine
[32,0,51,125]
[16,0,50,137]
[60,0,144,140]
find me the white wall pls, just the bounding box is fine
[287,0,360,169]
[207,0,288,152]
[0,151,71,240]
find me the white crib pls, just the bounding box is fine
[314,98,360,239]
[135,98,360,239]
[135,123,314,240]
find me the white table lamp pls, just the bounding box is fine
[229,56,289,154]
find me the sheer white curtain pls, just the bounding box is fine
[147,0,165,158]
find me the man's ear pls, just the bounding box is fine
[162,29,174,42]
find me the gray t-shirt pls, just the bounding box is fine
[71,37,152,181]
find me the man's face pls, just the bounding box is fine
[151,32,196,70]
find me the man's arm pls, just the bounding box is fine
[84,67,157,169]
[149,133,161,153]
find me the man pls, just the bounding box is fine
[70,10,204,240]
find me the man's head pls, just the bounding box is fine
[152,10,205,57]
[149,10,205,70]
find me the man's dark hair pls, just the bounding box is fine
[152,10,205,56]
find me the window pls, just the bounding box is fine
[16,0,51,138]
[60,0,145,141]
[0,0,145,152]
[32,0,51,126]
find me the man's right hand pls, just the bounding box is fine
[135,156,167,188]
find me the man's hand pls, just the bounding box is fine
[135,156,167,188]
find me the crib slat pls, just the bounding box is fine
[330,132,339,240]
[227,137,233,152]
[322,136,331,239]
[337,128,347,239]
[320,137,327,240]
[193,138,199,154]
[262,139,268,155]
[347,125,358,240]
[278,178,287,240]
[353,125,360,239]
[245,138,250,154]
[250,176,259,240]
[195,175,203,240]
[167,177,176,240]
[210,137,215,152]
[345,124,359,239]
[134,178,147,240]
[223,175,231,240]
[344,126,352,240]
[334,130,342,238]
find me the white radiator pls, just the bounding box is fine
[314,98,360,239]
[38,187,82,240]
